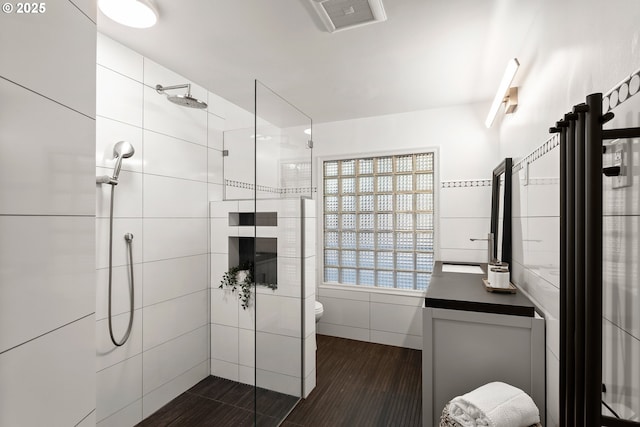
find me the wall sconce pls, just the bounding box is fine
[485,58,520,128]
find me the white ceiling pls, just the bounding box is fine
[97,0,541,124]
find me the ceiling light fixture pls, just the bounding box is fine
[485,58,520,128]
[98,0,158,29]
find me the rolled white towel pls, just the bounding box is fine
[448,382,540,427]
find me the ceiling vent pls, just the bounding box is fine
[310,0,387,33]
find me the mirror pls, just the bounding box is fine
[490,158,512,269]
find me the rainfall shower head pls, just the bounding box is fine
[155,83,208,109]
[112,141,135,182]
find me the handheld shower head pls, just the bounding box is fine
[112,141,135,182]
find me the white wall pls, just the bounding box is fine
[0,1,97,426]
[497,0,640,424]
[95,34,228,426]
[312,103,501,349]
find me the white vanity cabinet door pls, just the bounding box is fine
[422,306,545,426]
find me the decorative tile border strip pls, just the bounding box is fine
[512,133,560,174]
[281,187,318,194]
[225,179,317,195]
[441,179,492,188]
[603,67,640,114]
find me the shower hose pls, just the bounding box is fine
[108,184,135,347]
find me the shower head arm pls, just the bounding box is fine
[156,83,191,95]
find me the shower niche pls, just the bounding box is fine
[229,236,278,287]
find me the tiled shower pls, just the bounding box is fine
[94,35,314,426]
[94,33,221,425]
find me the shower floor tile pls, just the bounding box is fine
[138,335,422,426]
[138,376,297,427]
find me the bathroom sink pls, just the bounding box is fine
[441,263,484,274]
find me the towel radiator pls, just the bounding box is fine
[551,92,640,427]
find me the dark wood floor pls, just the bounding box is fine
[284,335,422,427]
[138,334,422,427]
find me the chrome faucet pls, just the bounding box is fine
[470,232,495,265]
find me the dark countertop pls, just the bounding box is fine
[425,261,536,317]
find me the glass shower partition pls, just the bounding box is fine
[221,80,313,426]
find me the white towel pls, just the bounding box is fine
[448,382,540,427]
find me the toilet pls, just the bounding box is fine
[314,300,324,323]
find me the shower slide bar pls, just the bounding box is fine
[550,94,640,427]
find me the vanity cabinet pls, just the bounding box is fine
[423,262,545,426]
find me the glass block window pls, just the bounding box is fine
[323,152,435,291]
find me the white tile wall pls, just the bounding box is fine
[319,295,370,329]
[317,286,424,349]
[603,318,640,421]
[439,186,492,218]
[143,291,208,351]
[143,174,208,218]
[142,361,209,419]
[143,254,208,306]
[77,410,97,427]
[208,148,225,184]
[370,330,422,350]
[439,248,488,263]
[0,0,96,116]
[0,316,95,427]
[0,2,96,424]
[211,359,240,382]
[211,287,240,327]
[0,216,94,352]
[0,79,95,216]
[211,324,240,364]
[256,369,300,396]
[96,354,143,422]
[510,147,562,426]
[255,293,302,337]
[96,169,144,218]
[97,400,142,427]
[370,302,422,336]
[603,215,640,340]
[96,33,143,82]
[255,332,302,377]
[95,218,143,269]
[96,35,217,426]
[439,217,492,250]
[69,0,97,22]
[142,218,208,262]
[316,322,370,342]
[143,130,208,181]
[97,65,143,127]
[143,326,208,394]
[96,309,143,371]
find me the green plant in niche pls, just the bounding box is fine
[219,262,278,310]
